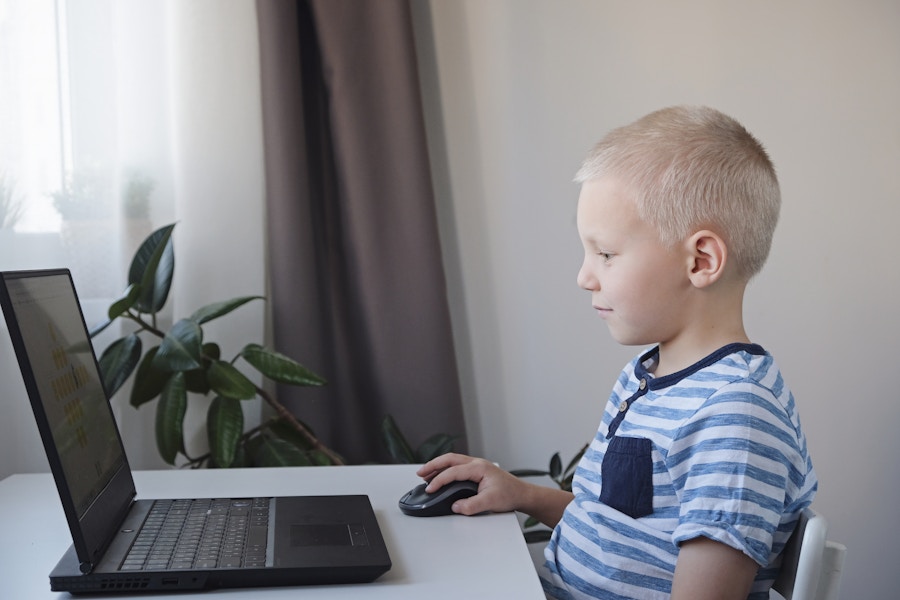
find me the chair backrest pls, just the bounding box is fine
[817,541,847,600]
[771,508,846,600]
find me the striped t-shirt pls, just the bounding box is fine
[539,344,817,600]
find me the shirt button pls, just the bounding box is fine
[639,378,647,391]
[618,401,628,412]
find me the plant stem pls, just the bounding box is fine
[255,385,345,466]
[127,311,166,338]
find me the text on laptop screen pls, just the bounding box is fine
[5,274,124,515]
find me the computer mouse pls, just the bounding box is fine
[398,479,479,517]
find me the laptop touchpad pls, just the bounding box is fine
[290,523,369,547]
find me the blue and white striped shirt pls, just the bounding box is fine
[540,344,817,600]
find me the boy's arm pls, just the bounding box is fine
[670,537,759,600]
[513,481,574,529]
[417,453,574,528]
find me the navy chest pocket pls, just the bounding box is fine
[599,436,654,519]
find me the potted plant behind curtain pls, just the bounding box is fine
[51,166,118,298]
[0,173,24,254]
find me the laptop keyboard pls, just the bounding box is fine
[120,498,271,571]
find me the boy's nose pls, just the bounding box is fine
[577,261,598,291]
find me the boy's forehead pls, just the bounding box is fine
[576,176,667,246]
[577,177,641,228]
[577,176,637,211]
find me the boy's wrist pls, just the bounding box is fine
[518,481,574,529]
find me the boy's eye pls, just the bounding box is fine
[598,252,614,262]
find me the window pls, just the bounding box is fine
[0,0,170,305]
[1,0,68,245]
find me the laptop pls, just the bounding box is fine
[0,268,392,593]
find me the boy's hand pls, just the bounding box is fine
[416,453,524,515]
[417,453,574,527]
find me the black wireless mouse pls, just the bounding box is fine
[398,480,479,517]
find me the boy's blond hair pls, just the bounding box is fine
[575,106,780,279]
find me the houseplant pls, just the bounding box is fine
[121,171,154,220]
[92,222,344,468]
[51,167,119,297]
[92,222,459,468]
[50,167,114,221]
[380,414,460,464]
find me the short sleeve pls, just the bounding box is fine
[667,380,799,566]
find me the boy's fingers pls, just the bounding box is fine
[451,499,471,515]
[453,487,504,516]
[417,452,465,476]
[424,462,487,494]
[417,453,477,486]
[425,468,471,493]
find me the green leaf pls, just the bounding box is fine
[107,283,141,321]
[183,369,210,395]
[201,342,221,361]
[251,435,314,467]
[549,452,563,480]
[563,443,588,477]
[268,417,316,451]
[240,343,326,386]
[131,346,169,407]
[189,296,264,325]
[229,443,250,468]
[264,419,342,465]
[97,334,142,398]
[155,372,187,464]
[380,415,416,464]
[244,433,264,459]
[153,318,202,371]
[305,450,337,466]
[208,360,257,400]
[180,343,217,393]
[128,223,175,314]
[207,396,244,468]
[415,433,459,463]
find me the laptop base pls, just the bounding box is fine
[51,540,390,594]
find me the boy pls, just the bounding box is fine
[418,106,817,599]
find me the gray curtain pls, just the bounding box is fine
[255,0,466,464]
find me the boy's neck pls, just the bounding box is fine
[652,283,750,378]
[653,329,750,378]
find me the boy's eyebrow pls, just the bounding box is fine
[578,222,615,243]
[579,232,615,251]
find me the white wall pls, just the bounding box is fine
[419,0,899,597]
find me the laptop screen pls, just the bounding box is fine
[1,271,125,517]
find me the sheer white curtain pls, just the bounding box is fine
[0,0,266,475]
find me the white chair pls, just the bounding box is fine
[771,508,847,600]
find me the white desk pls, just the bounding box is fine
[0,464,546,599]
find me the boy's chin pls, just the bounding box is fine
[606,328,656,348]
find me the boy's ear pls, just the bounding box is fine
[685,230,727,288]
